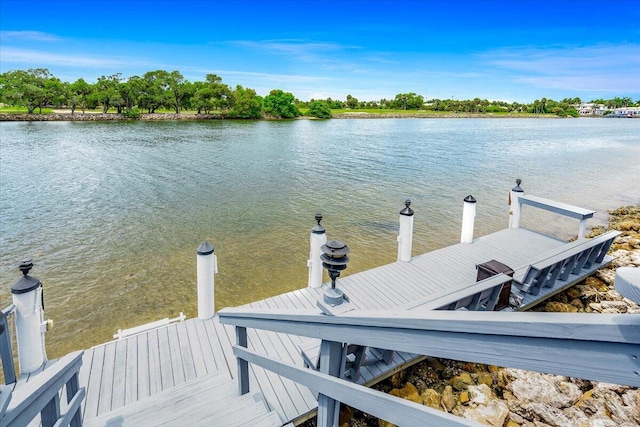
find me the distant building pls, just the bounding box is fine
[610,107,640,117]
[578,103,607,116]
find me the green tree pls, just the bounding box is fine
[94,73,124,113]
[119,76,143,111]
[307,100,332,118]
[139,70,171,113]
[165,70,187,114]
[393,93,424,110]
[345,94,358,109]
[263,89,300,118]
[0,68,61,113]
[228,85,262,119]
[69,78,92,113]
[190,74,235,114]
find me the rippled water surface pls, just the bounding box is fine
[1,118,639,357]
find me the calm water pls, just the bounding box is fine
[1,118,639,358]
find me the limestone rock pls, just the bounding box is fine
[544,301,578,312]
[389,382,421,404]
[585,276,609,292]
[460,399,509,427]
[442,385,456,412]
[506,369,581,408]
[420,388,441,410]
[451,372,474,390]
[469,384,494,406]
[601,300,628,312]
[477,372,494,388]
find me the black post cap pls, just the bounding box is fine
[400,199,414,216]
[197,241,214,256]
[312,213,326,234]
[512,179,523,192]
[12,259,42,294]
[464,195,477,203]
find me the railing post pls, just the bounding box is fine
[460,195,476,243]
[578,219,587,239]
[236,326,250,395]
[317,339,344,427]
[0,305,17,384]
[66,372,82,427]
[397,199,414,262]
[308,214,327,288]
[508,179,524,229]
[40,391,61,427]
[197,241,217,319]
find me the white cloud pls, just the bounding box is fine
[0,31,62,42]
[483,44,640,93]
[1,47,133,68]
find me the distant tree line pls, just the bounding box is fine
[1,68,638,119]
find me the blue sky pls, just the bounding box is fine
[1,0,639,102]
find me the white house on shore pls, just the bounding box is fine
[578,103,639,117]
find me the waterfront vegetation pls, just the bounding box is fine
[1,68,639,120]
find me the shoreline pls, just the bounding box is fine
[0,112,581,122]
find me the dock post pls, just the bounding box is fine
[197,241,217,319]
[460,195,476,243]
[308,214,327,288]
[397,199,414,262]
[508,179,524,229]
[11,259,47,374]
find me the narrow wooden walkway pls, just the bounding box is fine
[78,227,582,426]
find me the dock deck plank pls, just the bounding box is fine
[78,226,608,425]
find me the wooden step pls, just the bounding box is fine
[84,370,281,426]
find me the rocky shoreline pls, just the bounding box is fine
[0,113,224,121]
[0,112,564,121]
[307,206,640,427]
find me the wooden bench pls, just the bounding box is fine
[513,230,620,296]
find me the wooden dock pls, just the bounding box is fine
[74,226,605,426]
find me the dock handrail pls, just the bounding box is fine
[0,305,17,385]
[399,230,620,313]
[0,350,85,427]
[518,194,595,238]
[219,307,640,425]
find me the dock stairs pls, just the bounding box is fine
[84,369,282,427]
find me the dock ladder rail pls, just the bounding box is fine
[219,305,640,427]
[0,344,85,427]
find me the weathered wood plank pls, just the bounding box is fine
[176,321,197,382]
[82,345,103,420]
[166,324,186,386]
[136,332,150,401]
[146,328,162,395]
[195,319,223,374]
[208,318,234,377]
[110,339,127,411]
[184,319,208,377]
[124,336,138,406]
[96,342,115,415]
[156,327,174,390]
